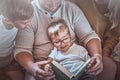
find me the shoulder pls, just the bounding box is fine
[62,0,81,12]
[62,0,85,21]
[63,0,82,12]
[64,0,78,7]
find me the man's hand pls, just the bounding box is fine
[29,61,53,77]
[88,54,103,75]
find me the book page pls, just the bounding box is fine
[74,58,91,77]
[52,60,74,79]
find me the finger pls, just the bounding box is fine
[36,68,46,76]
[87,63,92,69]
[88,62,102,72]
[38,75,43,79]
[48,64,52,68]
[88,58,96,69]
[92,58,102,69]
[44,71,53,76]
[90,56,101,69]
[44,75,55,80]
[37,69,53,77]
[36,61,49,65]
[90,57,96,64]
[89,63,99,72]
[88,65,103,75]
[92,61,100,69]
[35,76,43,80]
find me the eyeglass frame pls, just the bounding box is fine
[52,33,71,46]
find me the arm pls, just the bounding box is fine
[16,52,50,76]
[16,52,34,73]
[71,3,103,75]
[86,39,102,57]
[14,22,51,77]
[86,39,103,73]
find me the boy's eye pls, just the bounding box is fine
[63,37,70,42]
[63,37,68,40]
[54,41,60,44]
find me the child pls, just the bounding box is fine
[46,18,96,80]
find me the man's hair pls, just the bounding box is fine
[0,0,34,21]
[48,18,70,39]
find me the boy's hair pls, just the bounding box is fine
[48,18,70,39]
[0,0,34,22]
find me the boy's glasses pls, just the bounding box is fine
[53,36,71,46]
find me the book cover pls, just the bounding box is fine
[51,58,91,80]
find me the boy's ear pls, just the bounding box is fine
[3,18,14,28]
[4,18,13,25]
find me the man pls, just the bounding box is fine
[14,0,103,79]
[0,0,34,80]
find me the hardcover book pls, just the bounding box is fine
[51,58,91,80]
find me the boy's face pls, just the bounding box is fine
[12,17,32,29]
[51,29,71,52]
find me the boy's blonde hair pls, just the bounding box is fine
[0,0,34,21]
[48,18,70,39]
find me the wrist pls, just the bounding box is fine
[93,54,102,60]
[27,62,36,76]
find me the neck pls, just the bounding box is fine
[39,0,61,14]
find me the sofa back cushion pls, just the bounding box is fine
[70,0,108,39]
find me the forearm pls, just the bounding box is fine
[86,39,102,57]
[16,52,34,73]
[86,39,103,74]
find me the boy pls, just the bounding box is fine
[47,19,96,80]
[0,0,34,80]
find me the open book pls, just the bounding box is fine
[51,58,91,80]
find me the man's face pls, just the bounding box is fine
[13,17,32,29]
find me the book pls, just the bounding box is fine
[51,58,91,80]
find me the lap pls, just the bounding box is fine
[0,71,6,80]
[115,61,120,80]
[1,59,22,72]
[0,59,24,80]
[97,56,116,80]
